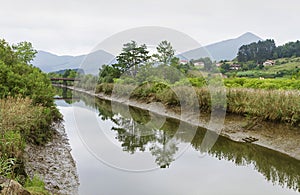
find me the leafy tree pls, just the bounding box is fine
[237,39,276,64]
[97,40,196,84]
[0,39,16,66]
[220,63,231,73]
[115,41,150,77]
[12,41,37,64]
[0,39,58,110]
[194,57,213,71]
[98,64,121,83]
[62,69,71,78]
[274,40,300,58]
[153,40,175,64]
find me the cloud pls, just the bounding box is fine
[1,0,299,55]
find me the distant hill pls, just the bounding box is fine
[32,50,115,73]
[33,32,262,73]
[53,68,85,75]
[182,32,263,61]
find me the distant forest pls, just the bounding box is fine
[237,40,300,63]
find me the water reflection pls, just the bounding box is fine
[54,87,80,104]
[58,88,300,193]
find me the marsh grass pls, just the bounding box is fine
[96,82,300,125]
[227,88,300,124]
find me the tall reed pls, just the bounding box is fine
[95,83,300,125]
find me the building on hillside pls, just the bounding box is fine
[230,64,241,70]
[194,61,205,68]
[180,59,188,64]
[216,63,222,67]
[263,60,275,66]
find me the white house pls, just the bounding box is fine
[263,60,275,66]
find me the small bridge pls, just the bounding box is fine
[50,78,81,86]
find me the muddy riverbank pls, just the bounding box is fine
[69,86,300,161]
[24,123,79,194]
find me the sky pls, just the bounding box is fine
[1,0,300,56]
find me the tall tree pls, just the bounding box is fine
[154,40,175,64]
[274,40,300,58]
[12,41,37,64]
[115,41,150,77]
[237,39,276,64]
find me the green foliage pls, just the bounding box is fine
[130,82,169,99]
[195,57,214,71]
[0,39,57,109]
[237,39,276,63]
[12,41,37,64]
[187,77,207,87]
[99,65,121,83]
[98,40,197,85]
[220,62,230,73]
[224,78,300,90]
[114,40,150,77]
[25,175,50,195]
[0,39,59,192]
[0,96,56,191]
[171,58,195,74]
[153,40,175,64]
[274,40,300,58]
[95,83,114,95]
[235,40,300,74]
[1,97,55,145]
[0,158,17,178]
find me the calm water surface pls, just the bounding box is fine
[55,89,300,195]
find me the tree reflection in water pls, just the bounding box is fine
[67,90,299,193]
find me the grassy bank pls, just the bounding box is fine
[0,97,55,193]
[95,82,300,126]
[0,39,60,194]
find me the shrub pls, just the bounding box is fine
[25,175,50,195]
[0,97,56,182]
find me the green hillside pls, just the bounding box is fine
[222,57,300,79]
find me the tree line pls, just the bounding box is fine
[237,39,300,63]
[98,40,196,84]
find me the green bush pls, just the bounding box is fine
[25,175,50,195]
[0,97,56,183]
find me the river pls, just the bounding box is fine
[55,88,299,195]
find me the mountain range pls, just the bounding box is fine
[32,32,262,73]
[182,32,262,61]
[33,50,114,73]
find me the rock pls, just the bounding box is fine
[0,176,31,195]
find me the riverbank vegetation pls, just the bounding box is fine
[84,40,300,126]
[0,39,59,193]
[95,82,300,125]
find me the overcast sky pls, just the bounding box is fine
[1,0,299,55]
